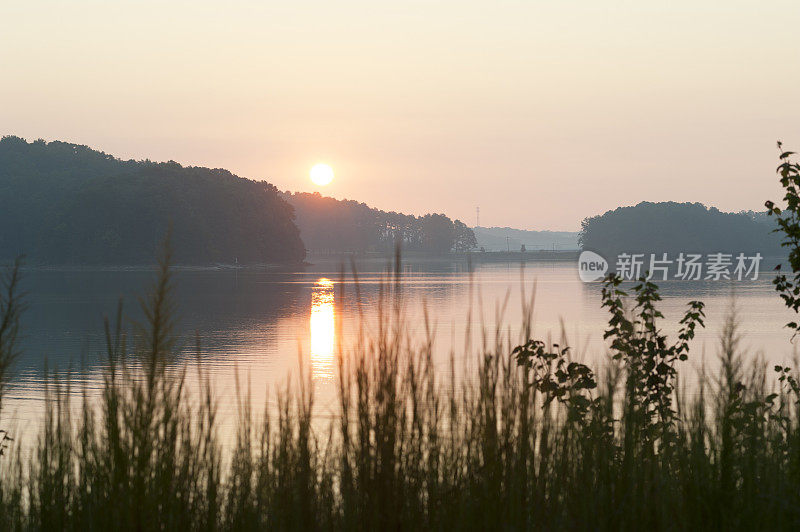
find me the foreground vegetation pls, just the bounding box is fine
[0,148,799,530]
[0,254,799,530]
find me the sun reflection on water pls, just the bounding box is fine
[310,278,335,380]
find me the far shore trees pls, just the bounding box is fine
[579,201,782,258]
[0,136,305,265]
[284,191,477,254]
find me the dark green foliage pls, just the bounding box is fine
[766,143,800,332]
[285,191,477,253]
[579,201,782,257]
[513,340,598,421]
[0,136,305,265]
[601,275,705,443]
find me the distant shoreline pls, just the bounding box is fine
[307,250,580,263]
[13,251,582,272]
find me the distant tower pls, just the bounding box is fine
[476,206,480,228]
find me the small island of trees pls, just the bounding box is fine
[579,201,783,258]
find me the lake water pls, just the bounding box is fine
[2,257,798,445]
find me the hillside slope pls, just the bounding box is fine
[0,136,305,265]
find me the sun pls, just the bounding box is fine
[310,163,334,186]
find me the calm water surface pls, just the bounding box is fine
[2,257,797,444]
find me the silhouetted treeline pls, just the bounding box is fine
[0,136,305,265]
[284,192,477,253]
[579,201,783,257]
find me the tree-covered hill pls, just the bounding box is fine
[579,201,782,258]
[283,192,477,253]
[0,136,305,265]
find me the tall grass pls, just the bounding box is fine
[2,255,800,530]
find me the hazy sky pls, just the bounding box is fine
[2,1,799,230]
